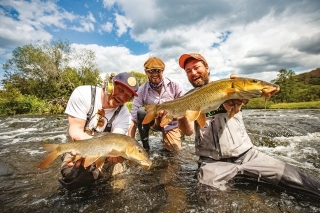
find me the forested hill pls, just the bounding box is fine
[295,68,320,85]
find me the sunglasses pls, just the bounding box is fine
[146,69,163,74]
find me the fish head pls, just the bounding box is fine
[125,143,152,168]
[233,78,280,99]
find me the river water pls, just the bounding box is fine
[0,109,319,213]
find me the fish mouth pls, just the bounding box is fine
[262,85,280,98]
[140,160,152,168]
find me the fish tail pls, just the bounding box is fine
[142,105,157,124]
[37,144,59,169]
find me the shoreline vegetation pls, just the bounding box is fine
[1,40,319,116]
[243,99,320,110]
[0,100,319,117]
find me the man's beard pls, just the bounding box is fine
[191,76,209,88]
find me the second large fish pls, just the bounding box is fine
[38,133,152,169]
[142,77,279,127]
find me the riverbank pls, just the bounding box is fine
[244,100,320,109]
[270,101,320,109]
[1,101,319,116]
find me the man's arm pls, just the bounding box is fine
[67,115,93,141]
[178,116,194,136]
[128,121,137,138]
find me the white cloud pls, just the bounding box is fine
[71,12,96,32]
[71,43,147,75]
[1,0,319,88]
[112,0,320,82]
[101,22,113,33]
[87,11,96,23]
[102,0,117,9]
[114,13,133,37]
[0,10,52,48]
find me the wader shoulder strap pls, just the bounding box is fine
[103,105,123,132]
[84,86,96,129]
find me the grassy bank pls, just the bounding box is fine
[270,101,320,109]
[243,98,320,109]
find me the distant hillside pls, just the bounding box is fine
[295,68,320,85]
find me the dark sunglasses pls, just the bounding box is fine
[146,69,162,74]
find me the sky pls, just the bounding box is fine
[0,0,319,91]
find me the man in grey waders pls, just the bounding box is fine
[177,53,320,200]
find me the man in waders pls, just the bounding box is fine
[128,57,184,152]
[59,72,139,190]
[177,53,320,200]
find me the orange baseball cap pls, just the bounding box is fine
[179,53,208,69]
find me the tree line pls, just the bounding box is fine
[270,69,320,103]
[0,40,319,115]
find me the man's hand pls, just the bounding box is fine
[66,150,125,168]
[223,99,249,114]
[156,110,167,118]
[66,150,83,168]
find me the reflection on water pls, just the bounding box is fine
[0,109,319,213]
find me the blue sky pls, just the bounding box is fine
[1,0,319,90]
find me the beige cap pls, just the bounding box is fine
[144,57,165,70]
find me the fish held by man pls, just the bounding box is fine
[143,77,280,127]
[38,133,152,169]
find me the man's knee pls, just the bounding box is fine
[163,128,182,151]
[137,107,147,121]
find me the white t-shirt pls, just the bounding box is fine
[65,85,131,134]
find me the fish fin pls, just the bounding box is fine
[95,156,107,169]
[74,155,82,162]
[196,113,206,127]
[142,105,157,124]
[186,110,201,122]
[128,160,137,167]
[107,149,123,157]
[160,114,173,127]
[84,155,100,168]
[38,146,59,169]
[42,144,59,153]
[220,88,237,95]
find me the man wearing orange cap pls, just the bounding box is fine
[177,53,320,200]
[128,57,184,152]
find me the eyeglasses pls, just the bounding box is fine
[146,69,163,74]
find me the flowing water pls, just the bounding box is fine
[0,109,319,213]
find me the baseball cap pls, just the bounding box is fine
[113,72,139,97]
[179,53,208,69]
[144,57,165,70]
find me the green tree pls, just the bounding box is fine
[129,71,148,86]
[2,40,102,108]
[271,69,297,103]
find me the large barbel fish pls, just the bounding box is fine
[38,133,152,169]
[143,77,279,127]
